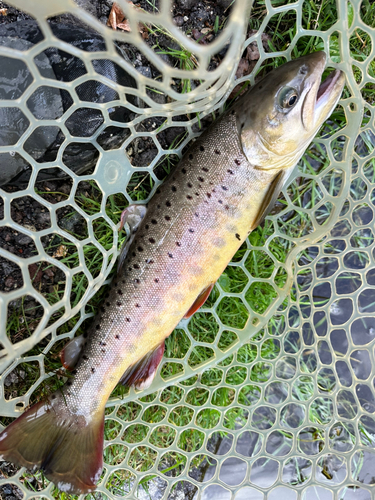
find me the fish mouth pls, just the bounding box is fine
[301,53,345,131]
[317,68,343,104]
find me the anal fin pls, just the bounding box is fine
[120,341,165,391]
[184,283,214,319]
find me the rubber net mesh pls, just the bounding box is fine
[0,0,374,498]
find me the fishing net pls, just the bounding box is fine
[0,0,374,498]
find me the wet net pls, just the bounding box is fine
[0,0,374,498]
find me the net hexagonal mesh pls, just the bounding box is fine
[0,0,374,498]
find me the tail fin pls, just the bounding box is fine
[0,393,104,494]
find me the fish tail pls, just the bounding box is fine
[0,393,104,494]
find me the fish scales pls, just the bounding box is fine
[0,52,346,494]
[70,111,274,413]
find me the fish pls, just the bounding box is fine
[0,51,345,494]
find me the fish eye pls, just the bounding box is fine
[278,87,299,110]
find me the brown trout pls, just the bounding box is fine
[0,51,344,493]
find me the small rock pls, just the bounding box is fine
[137,66,152,78]
[174,16,184,27]
[15,234,32,246]
[177,0,195,10]
[2,263,13,275]
[4,371,19,387]
[4,276,14,288]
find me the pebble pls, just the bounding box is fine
[174,16,184,26]
[15,233,32,246]
[137,66,152,78]
[4,276,14,288]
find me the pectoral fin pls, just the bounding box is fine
[250,170,286,230]
[184,283,215,319]
[120,341,165,391]
[118,204,147,273]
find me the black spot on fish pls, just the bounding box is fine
[200,145,205,151]
[138,246,144,252]
[52,394,56,399]
[100,341,106,346]
[128,267,132,271]
[195,212,199,217]
[106,302,110,307]
[114,281,118,286]
[218,200,223,204]
[154,278,159,283]
[135,303,140,308]
[231,110,235,115]
[101,306,105,313]
[66,380,72,386]
[134,264,139,269]
[207,193,211,198]
[202,167,209,172]
[176,241,181,246]
[189,228,194,233]
[235,159,241,165]
[96,324,100,330]
[198,177,204,182]
[157,205,161,209]
[151,219,157,224]
[84,332,88,338]
[227,169,234,174]
[156,189,161,194]
[132,251,136,257]
[182,168,187,174]
[166,201,171,207]
[117,301,122,306]
[101,349,106,354]
[165,215,171,221]
[222,186,228,191]
[235,233,241,241]
[149,238,156,243]
[187,195,192,200]
[195,192,200,196]
[91,367,95,373]
[225,205,230,210]
[115,334,120,339]
[135,278,140,283]
[189,154,193,160]
[145,224,149,229]
[126,317,131,322]
[215,149,221,155]
[171,186,177,192]
[72,369,77,375]
[168,252,173,258]
[83,355,88,361]
[187,182,192,188]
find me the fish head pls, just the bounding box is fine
[236,51,345,170]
